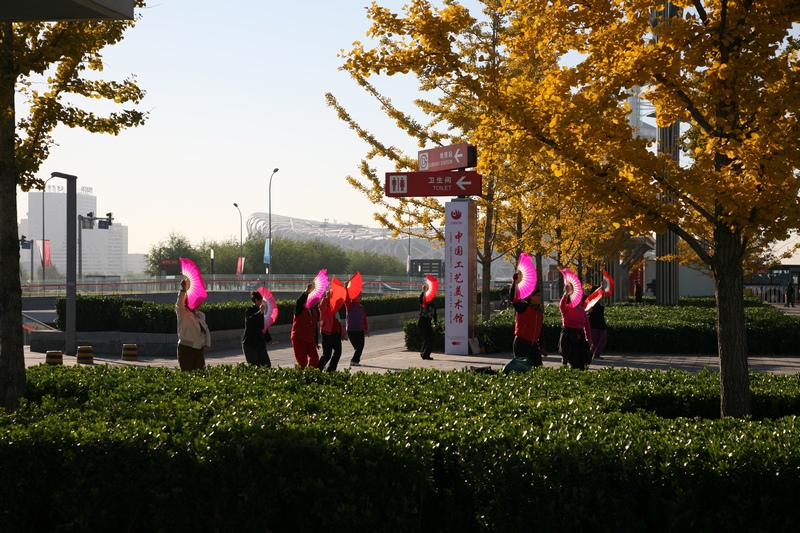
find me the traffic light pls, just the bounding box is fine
[106,212,113,226]
[19,235,30,249]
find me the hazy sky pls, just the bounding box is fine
[16,0,430,254]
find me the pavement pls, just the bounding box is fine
[22,300,800,374]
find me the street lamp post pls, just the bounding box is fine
[233,203,243,275]
[267,167,279,276]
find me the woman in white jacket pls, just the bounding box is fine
[175,278,211,371]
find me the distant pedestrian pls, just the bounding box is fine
[291,282,320,369]
[634,280,643,302]
[241,290,272,367]
[318,288,344,371]
[558,284,592,370]
[175,278,210,371]
[787,281,795,308]
[417,289,438,361]
[346,293,369,367]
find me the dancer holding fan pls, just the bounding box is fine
[318,278,347,372]
[291,271,325,369]
[241,290,272,367]
[175,275,211,372]
[344,272,369,367]
[510,255,547,367]
[417,275,439,361]
[558,268,592,370]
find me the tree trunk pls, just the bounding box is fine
[713,229,750,418]
[0,21,26,411]
[480,181,496,321]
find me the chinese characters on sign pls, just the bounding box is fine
[445,200,477,355]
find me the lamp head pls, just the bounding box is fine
[233,202,238,208]
[273,168,279,173]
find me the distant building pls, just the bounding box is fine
[18,185,136,277]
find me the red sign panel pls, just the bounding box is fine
[417,143,477,172]
[385,171,482,197]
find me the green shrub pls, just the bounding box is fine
[451,298,800,355]
[5,365,800,531]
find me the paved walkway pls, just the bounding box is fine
[24,301,800,374]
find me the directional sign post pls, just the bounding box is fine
[385,171,482,197]
[418,143,477,172]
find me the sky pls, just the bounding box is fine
[16,0,431,254]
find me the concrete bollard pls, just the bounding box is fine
[121,344,138,361]
[77,345,94,365]
[45,350,63,365]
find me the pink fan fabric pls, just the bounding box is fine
[180,257,207,310]
[257,287,279,331]
[514,253,538,302]
[306,269,329,308]
[583,287,604,311]
[602,270,615,298]
[423,275,438,304]
[560,268,583,308]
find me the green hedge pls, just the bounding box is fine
[3,365,800,531]
[55,293,454,334]
[405,297,800,355]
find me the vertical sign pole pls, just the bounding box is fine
[445,199,477,355]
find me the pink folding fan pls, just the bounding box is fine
[256,287,279,332]
[513,252,538,302]
[306,269,329,308]
[560,267,583,308]
[180,257,207,310]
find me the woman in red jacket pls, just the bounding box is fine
[291,282,320,369]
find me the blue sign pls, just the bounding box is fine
[263,237,271,264]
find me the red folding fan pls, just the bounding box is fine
[423,274,438,305]
[329,277,347,313]
[583,286,604,311]
[602,270,615,298]
[345,271,363,301]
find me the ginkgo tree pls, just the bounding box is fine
[334,0,620,318]
[0,10,147,411]
[490,0,800,417]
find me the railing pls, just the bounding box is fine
[20,275,433,298]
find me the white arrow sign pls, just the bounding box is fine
[456,175,472,190]
[454,148,462,163]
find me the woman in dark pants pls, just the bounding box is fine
[241,290,271,367]
[417,290,438,360]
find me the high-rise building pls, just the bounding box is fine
[18,184,132,277]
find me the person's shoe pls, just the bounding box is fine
[350,361,361,367]
[594,355,603,360]
[421,355,433,360]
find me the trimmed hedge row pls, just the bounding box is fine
[406,297,800,355]
[55,293,451,334]
[3,365,800,531]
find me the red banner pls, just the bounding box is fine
[38,239,52,266]
[236,257,245,275]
